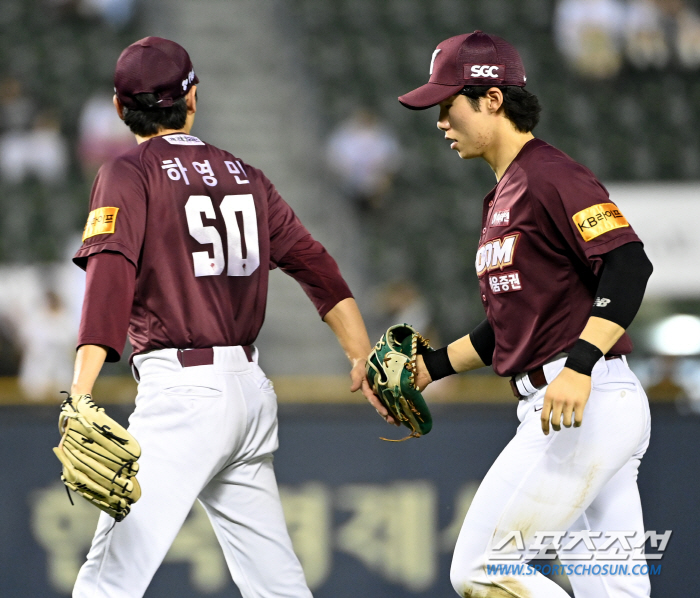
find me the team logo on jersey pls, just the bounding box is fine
[572,203,629,242]
[491,209,510,227]
[82,207,119,241]
[476,233,520,276]
[466,64,504,79]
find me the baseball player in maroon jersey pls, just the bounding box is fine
[69,37,382,598]
[394,32,654,597]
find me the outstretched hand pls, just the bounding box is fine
[349,358,399,426]
[540,367,592,435]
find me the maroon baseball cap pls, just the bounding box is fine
[114,36,199,109]
[399,31,527,110]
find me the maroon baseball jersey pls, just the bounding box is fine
[477,138,641,377]
[74,133,317,356]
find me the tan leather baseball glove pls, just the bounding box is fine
[53,393,142,521]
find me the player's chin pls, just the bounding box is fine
[455,146,477,160]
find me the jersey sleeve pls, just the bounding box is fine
[276,233,353,319]
[530,159,641,273]
[73,155,147,270]
[261,173,311,264]
[78,252,136,362]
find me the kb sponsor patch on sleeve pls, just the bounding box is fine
[83,207,119,241]
[572,202,629,241]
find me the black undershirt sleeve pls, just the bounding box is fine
[590,242,653,329]
[469,318,495,366]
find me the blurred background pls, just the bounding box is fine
[0,0,699,596]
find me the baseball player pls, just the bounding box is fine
[395,32,654,597]
[69,37,381,598]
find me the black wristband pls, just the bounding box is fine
[423,347,457,382]
[565,339,604,376]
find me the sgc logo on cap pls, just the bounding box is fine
[466,64,504,79]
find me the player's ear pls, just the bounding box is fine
[113,95,125,121]
[485,87,504,113]
[185,85,197,115]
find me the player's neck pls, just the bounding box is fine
[483,127,534,182]
[135,113,196,145]
[135,127,189,145]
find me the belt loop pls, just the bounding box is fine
[510,366,547,399]
[509,378,520,399]
[131,363,140,383]
[243,345,254,363]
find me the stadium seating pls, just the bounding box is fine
[289,0,700,335]
[0,0,141,263]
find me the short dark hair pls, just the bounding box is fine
[122,93,188,137]
[459,86,541,133]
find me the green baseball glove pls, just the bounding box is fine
[53,393,142,522]
[366,324,434,440]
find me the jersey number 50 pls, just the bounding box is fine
[185,194,260,277]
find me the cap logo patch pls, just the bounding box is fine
[572,203,629,241]
[429,49,441,75]
[466,64,504,79]
[83,207,119,241]
[181,68,196,91]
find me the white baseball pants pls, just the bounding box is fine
[73,346,312,598]
[450,356,652,598]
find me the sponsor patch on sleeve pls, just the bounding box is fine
[572,203,629,241]
[82,207,119,241]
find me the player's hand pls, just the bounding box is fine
[414,354,432,392]
[540,367,592,435]
[350,358,399,426]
